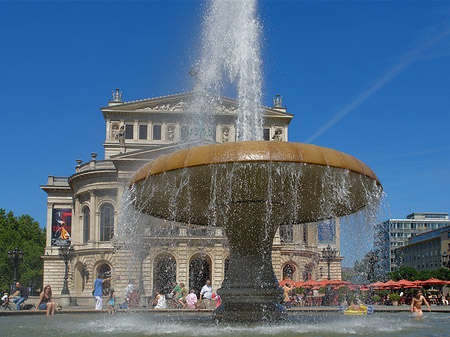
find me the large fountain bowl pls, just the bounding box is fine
[129,140,382,322]
[130,140,381,226]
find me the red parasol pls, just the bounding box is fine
[396,279,417,288]
[279,278,295,286]
[318,279,331,287]
[420,278,448,286]
[303,279,319,287]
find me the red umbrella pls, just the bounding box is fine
[413,280,424,287]
[329,279,350,285]
[303,279,319,287]
[421,278,448,286]
[279,278,295,286]
[396,279,417,288]
[318,279,331,287]
[369,281,385,288]
[293,281,304,288]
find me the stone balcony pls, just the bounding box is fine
[75,160,116,173]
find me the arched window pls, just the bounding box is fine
[100,203,114,241]
[83,207,90,243]
[283,264,295,280]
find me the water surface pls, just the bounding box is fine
[1,312,449,337]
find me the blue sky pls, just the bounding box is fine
[1,1,449,264]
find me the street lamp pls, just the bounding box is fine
[322,245,338,280]
[7,247,24,286]
[58,245,74,295]
[442,251,449,269]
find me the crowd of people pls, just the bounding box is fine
[3,276,447,316]
[151,280,221,310]
[1,281,56,316]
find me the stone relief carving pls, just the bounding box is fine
[273,128,283,141]
[136,101,237,114]
[167,125,175,141]
[215,105,237,114]
[222,126,230,143]
[137,101,188,112]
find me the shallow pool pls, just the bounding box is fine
[1,312,449,337]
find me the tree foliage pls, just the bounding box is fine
[388,266,450,281]
[353,250,385,282]
[0,209,46,291]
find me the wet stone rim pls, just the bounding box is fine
[129,140,381,187]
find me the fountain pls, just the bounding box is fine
[120,0,385,323]
[129,140,382,321]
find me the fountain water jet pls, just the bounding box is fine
[129,141,382,321]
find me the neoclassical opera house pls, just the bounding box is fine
[41,90,342,304]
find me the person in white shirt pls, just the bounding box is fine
[153,290,167,309]
[199,279,213,309]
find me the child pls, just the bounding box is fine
[107,289,115,315]
[212,293,221,308]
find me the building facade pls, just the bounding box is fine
[41,91,342,304]
[374,213,450,273]
[395,225,450,271]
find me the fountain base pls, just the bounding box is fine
[214,287,286,322]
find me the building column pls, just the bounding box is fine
[89,190,96,243]
[177,243,188,287]
[46,202,53,251]
[213,244,224,291]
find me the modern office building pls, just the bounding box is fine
[374,213,450,272]
[395,225,450,271]
[41,90,342,305]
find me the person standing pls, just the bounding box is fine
[107,289,116,315]
[93,274,112,310]
[10,282,28,310]
[199,279,213,309]
[411,289,431,317]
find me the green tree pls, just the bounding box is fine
[0,209,46,291]
[432,268,450,281]
[388,267,418,281]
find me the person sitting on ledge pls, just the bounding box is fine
[35,285,56,316]
[10,282,28,310]
[184,289,199,310]
[153,290,167,309]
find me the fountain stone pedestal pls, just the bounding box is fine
[215,218,286,321]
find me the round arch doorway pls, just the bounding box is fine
[96,263,111,294]
[282,264,295,280]
[189,254,211,295]
[153,254,176,295]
